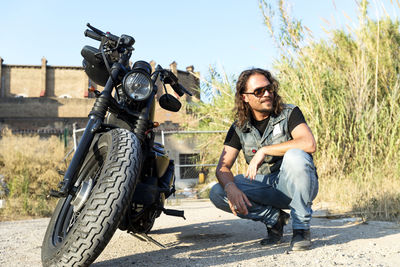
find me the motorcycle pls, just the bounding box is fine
[41,23,190,267]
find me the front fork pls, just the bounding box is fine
[51,108,108,198]
[50,67,119,197]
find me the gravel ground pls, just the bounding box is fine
[1,199,400,267]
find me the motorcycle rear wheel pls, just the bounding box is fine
[41,128,142,267]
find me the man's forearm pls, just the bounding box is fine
[216,166,235,189]
[262,136,316,156]
[261,123,316,156]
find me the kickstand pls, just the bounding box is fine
[130,232,166,249]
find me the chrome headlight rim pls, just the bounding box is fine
[122,69,153,101]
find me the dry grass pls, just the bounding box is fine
[0,129,66,221]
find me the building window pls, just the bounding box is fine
[179,153,200,179]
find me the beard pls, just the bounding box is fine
[254,97,274,113]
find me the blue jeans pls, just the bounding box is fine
[209,149,319,230]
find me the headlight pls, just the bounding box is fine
[122,69,153,101]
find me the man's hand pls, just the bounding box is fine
[215,146,252,215]
[246,148,266,180]
[225,183,252,216]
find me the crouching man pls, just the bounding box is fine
[209,68,319,251]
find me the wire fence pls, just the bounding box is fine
[71,127,227,182]
[160,130,227,180]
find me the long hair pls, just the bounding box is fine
[234,68,283,128]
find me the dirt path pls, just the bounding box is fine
[1,199,399,266]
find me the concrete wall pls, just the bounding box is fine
[0,98,94,133]
[46,67,89,98]
[0,58,90,99]
[2,65,42,97]
[0,97,191,127]
[0,57,200,130]
[0,98,95,118]
[0,58,199,100]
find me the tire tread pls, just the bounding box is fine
[42,129,142,267]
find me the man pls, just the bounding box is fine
[209,68,319,251]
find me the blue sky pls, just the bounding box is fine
[0,0,397,79]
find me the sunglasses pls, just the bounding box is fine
[242,84,275,98]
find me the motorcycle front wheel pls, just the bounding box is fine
[41,128,142,267]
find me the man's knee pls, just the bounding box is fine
[282,149,312,172]
[284,148,310,160]
[281,149,316,187]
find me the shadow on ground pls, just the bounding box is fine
[93,216,400,266]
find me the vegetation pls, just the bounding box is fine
[1,0,399,221]
[0,129,65,220]
[186,0,400,221]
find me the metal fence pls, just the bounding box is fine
[71,126,227,183]
[160,130,226,180]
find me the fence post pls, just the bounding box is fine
[63,128,68,148]
[73,123,77,151]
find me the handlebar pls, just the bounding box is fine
[84,30,102,41]
[171,83,193,97]
[84,23,135,48]
[87,23,105,36]
[159,68,193,96]
[105,32,119,43]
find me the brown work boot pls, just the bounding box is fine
[260,210,290,246]
[290,229,311,251]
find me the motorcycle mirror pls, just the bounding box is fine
[159,94,181,112]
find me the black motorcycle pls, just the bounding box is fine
[41,23,190,267]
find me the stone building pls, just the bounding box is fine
[0,57,202,188]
